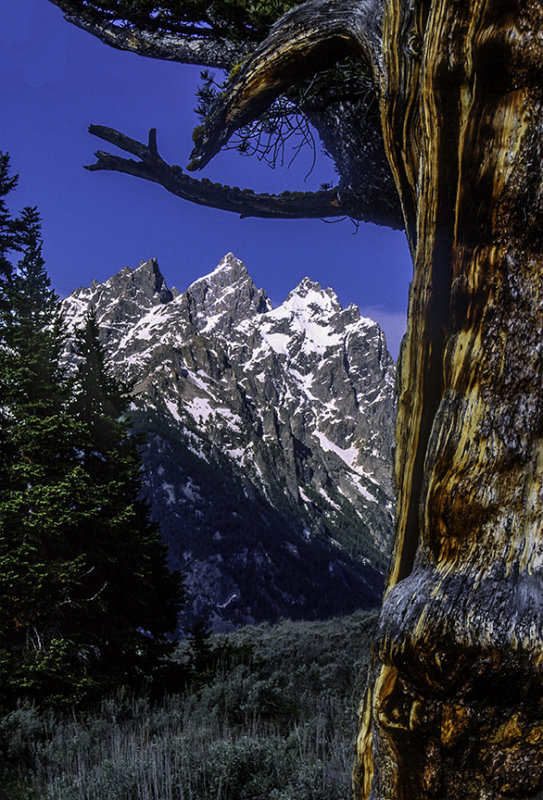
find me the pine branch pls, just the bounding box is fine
[48,0,402,228]
[189,0,384,168]
[46,0,248,69]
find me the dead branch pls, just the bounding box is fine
[86,125,348,220]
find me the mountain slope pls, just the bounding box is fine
[63,254,396,630]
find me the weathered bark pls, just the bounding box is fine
[192,1,543,798]
[356,1,543,797]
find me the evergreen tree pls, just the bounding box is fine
[0,156,183,707]
[0,184,88,705]
[187,619,214,678]
[0,153,23,280]
[69,310,184,685]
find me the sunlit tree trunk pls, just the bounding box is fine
[355,1,543,797]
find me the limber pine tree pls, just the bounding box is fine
[45,2,543,797]
[0,157,182,706]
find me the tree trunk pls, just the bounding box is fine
[355,1,543,798]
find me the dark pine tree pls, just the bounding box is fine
[0,153,23,280]
[0,155,183,707]
[187,619,214,678]
[70,309,184,687]
[0,188,88,706]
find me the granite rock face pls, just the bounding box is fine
[63,253,396,631]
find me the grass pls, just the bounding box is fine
[0,609,377,800]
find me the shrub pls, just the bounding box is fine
[0,609,377,800]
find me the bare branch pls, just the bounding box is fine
[47,0,402,227]
[86,125,349,220]
[47,0,248,69]
[190,0,384,168]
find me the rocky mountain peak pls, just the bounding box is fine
[289,276,337,301]
[99,258,173,306]
[183,253,271,335]
[283,278,342,322]
[132,258,174,304]
[284,279,374,333]
[62,254,396,631]
[64,258,173,338]
[251,278,353,360]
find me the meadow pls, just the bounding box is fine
[1,610,377,800]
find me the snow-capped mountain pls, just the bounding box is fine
[63,254,396,631]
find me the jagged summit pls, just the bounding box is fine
[189,252,248,287]
[128,258,173,303]
[99,258,173,303]
[62,254,396,631]
[286,278,379,330]
[184,253,271,335]
[284,279,342,326]
[247,276,378,361]
[64,258,173,334]
[288,276,338,303]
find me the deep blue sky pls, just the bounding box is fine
[1,0,412,356]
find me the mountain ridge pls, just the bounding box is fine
[63,254,396,631]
